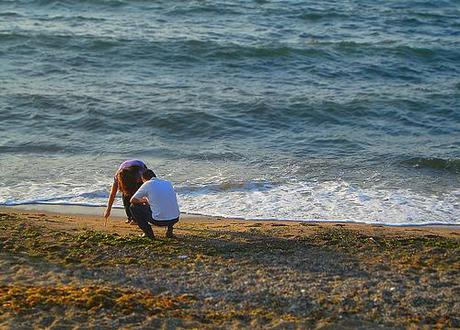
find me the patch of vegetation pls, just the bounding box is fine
[312,227,460,251]
[0,284,193,315]
[1,212,459,328]
[311,228,460,271]
[1,214,458,272]
[75,231,154,247]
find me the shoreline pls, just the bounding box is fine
[4,203,460,229]
[1,205,459,241]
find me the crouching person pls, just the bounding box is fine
[130,169,180,239]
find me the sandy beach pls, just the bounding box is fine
[0,206,459,329]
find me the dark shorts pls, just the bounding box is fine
[129,204,179,238]
[130,204,179,227]
[150,217,179,227]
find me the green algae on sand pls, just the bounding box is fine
[0,210,459,328]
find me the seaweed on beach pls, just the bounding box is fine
[0,211,459,328]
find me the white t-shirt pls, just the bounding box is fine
[132,178,180,221]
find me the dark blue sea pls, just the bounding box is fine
[1,0,459,224]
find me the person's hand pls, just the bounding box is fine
[104,208,111,226]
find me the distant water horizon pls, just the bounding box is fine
[1,0,459,225]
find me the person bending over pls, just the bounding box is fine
[104,159,147,225]
[130,169,180,239]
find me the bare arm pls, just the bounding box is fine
[104,180,118,225]
[130,183,148,205]
[130,196,148,205]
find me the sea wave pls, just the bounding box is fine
[165,3,240,16]
[0,144,72,154]
[2,180,458,225]
[2,91,458,149]
[2,27,458,65]
[0,11,22,17]
[30,0,128,8]
[180,180,460,224]
[296,11,348,21]
[402,157,460,174]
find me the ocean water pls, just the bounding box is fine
[0,0,459,225]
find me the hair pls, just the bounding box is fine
[117,165,143,196]
[142,169,156,181]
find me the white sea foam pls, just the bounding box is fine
[1,179,458,225]
[178,180,459,225]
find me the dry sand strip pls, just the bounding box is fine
[0,207,459,329]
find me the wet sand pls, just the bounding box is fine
[0,206,459,328]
